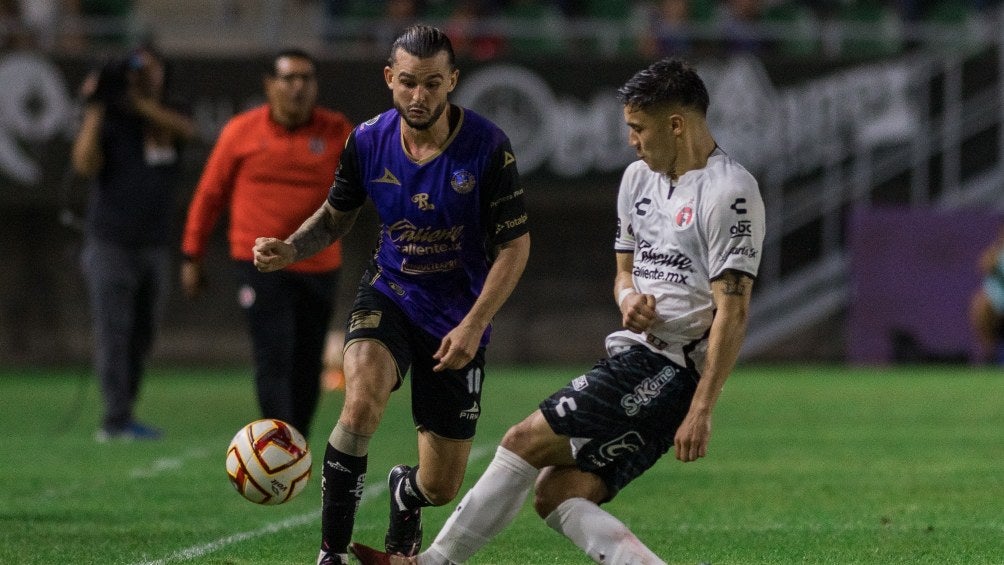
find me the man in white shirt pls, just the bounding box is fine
[350,57,766,565]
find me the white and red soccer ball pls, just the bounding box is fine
[226,418,311,505]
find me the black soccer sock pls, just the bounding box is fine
[393,464,434,512]
[321,443,367,554]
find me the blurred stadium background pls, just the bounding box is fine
[2,0,1003,367]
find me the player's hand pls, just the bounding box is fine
[619,292,657,333]
[673,409,711,462]
[253,237,296,272]
[79,70,101,102]
[180,259,206,299]
[433,323,481,372]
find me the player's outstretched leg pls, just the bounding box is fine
[385,464,424,556]
[350,542,417,565]
[545,497,666,565]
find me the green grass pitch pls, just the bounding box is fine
[1,364,1001,564]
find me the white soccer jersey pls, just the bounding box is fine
[608,147,765,370]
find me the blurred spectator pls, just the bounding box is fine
[322,0,425,55]
[386,0,424,24]
[638,0,693,57]
[373,0,425,48]
[969,225,1004,364]
[502,0,568,56]
[71,44,196,442]
[1,0,24,49]
[1,0,79,51]
[555,0,586,17]
[445,0,507,60]
[16,0,60,49]
[717,0,765,54]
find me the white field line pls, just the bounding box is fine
[129,444,496,565]
[26,448,214,505]
[128,447,213,478]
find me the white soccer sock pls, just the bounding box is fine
[418,445,540,565]
[545,497,666,565]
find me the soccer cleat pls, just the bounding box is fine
[350,542,416,565]
[316,548,348,565]
[385,465,423,556]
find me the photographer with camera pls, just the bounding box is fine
[72,44,196,442]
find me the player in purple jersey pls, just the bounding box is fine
[348,58,763,565]
[252,25,530,565]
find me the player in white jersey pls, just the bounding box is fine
[350,58,765,565]
[608,146,764,373]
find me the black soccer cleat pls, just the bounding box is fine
[384,464,423,556]
[316,549,348,565]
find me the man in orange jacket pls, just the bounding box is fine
[181,48,353,438]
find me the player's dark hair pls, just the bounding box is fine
[617,58,709,115]
[388,25,456,69]
[267,48,317,76]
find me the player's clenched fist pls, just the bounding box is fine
[619,291,657,333]
[253,237,296,272]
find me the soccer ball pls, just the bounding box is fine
[226,418,312,505]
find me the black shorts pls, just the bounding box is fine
[539,346,699,499]
[344,283,486,440]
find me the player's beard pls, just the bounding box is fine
[398,100,448,131]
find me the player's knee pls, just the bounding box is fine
[499,424,528,453]
[499,414,539,454]
[337,398,383,432]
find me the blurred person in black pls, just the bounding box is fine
[71,44,195,442]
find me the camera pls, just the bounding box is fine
[87,51,145,106]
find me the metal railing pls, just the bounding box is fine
[742,44,1004,357]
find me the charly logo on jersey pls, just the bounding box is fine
[373,168,401,185]
[450,169,476,194]
[308,137,325,154]
[730,198,748,214]
[673,199,696,231]
[633,198,652,216]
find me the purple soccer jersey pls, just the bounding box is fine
[328,106,528,344]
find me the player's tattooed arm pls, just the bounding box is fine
[717,269,754,297]
[287,202,359,261]
[254,203,359,273]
